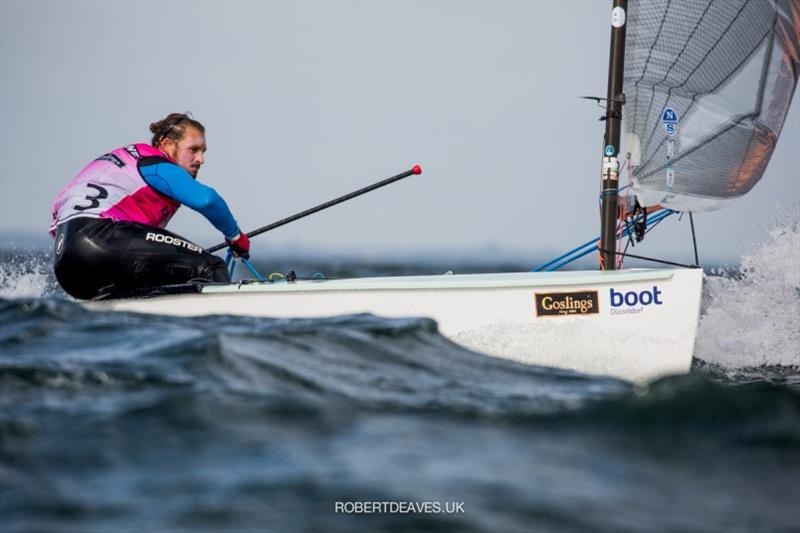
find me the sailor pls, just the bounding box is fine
[49,112,250,299]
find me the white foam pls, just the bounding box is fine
[0,252,56,299]
[453,319,636,379]
[452,317,693,383]
[695,214,800,368]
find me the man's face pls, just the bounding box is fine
[162,126,206,177]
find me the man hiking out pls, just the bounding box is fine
[49,112,250,299]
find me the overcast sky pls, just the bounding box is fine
[1,0,798,265]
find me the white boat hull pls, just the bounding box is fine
[87,268,704,383]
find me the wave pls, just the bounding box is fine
[0,299,627,417]
[566,373,800,447]
[696,216,800,369]
[2,214,799,411]
[3,225,800,533]
[0,250,57,299]
[3,298,798,426]
[3,300,798,533]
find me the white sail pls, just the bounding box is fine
[624,0,800,211]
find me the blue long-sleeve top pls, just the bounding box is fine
[139,161,240,240]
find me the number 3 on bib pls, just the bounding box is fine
[73,183,109,212]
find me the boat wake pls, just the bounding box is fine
[0,250,55,299]
[696,217,800,371]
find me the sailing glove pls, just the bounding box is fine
[226,232,251,259]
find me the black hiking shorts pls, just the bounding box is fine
[53,217,229,300]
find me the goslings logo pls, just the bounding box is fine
[535,291,599,317]
[609,286,663,315]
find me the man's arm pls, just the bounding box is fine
[139,162,241,239]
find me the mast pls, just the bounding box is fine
[600,0,627,270]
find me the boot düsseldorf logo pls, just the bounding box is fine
[609,286,664,315]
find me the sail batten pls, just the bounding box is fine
[623,0,799,211]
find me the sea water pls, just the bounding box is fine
[1,224,798,532]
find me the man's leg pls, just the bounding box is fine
[109,222,231,293]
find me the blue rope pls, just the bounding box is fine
[224,250,266,282]
[531,209,677,271]
[532,236,600,272]
[225,250,236,279]
[240,257,267,282]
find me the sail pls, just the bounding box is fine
[623,0,800,211]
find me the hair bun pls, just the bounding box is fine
[149,112,204,147]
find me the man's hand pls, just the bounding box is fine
[226,232,251,259]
